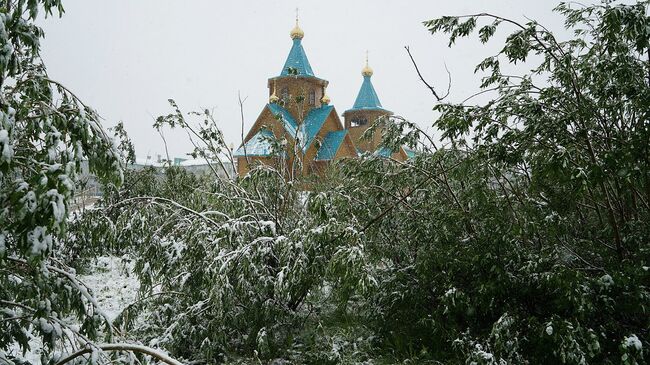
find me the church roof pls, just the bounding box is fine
[233,128,275,157]
[373,146,416,159]
[404,147,417,159]
[375,146,393,158]
[265,103,336,153]
[315,130,348,161]
[345,75,390,114]
[280,38,315,77]
[268,102,298,136]
[300,105,334,151]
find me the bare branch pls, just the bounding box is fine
[157,127,171,167]
[238,91,250,166]
[404,46,450,102]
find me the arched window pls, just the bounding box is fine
[281,87,289,103]
[309,90,316,106]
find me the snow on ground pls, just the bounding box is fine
[79,256,140,321]
[5,256,139,363]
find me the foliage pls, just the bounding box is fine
[0,1,173,363]
[63,102,374,363]
[53,1,650,364]
[349,1,649,363]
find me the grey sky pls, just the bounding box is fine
[40,1,569,159]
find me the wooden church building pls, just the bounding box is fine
[234,19,412,177]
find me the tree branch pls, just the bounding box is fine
[404,46,451,101]
[55,343,186,365]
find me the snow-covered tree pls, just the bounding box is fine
[58,1,650,364]
[0,0,124,362]
[0,2,181,364]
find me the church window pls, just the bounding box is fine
[281,87,289,103]
[351,118,368,126]
[309,90,316,106]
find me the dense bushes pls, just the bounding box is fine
[346,1,650,362]
[38,1,650,364]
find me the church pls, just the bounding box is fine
[234,19,412,177]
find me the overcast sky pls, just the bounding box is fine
[39,1,572,160]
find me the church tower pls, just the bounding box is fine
[234,18,357,177]
[267,17,329,118]
[343,55,393,153]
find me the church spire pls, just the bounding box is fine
[280,12,314,77]
[347,52,389,113]
[290,8,304,40]
[361,50,373,77]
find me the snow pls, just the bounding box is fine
[445,288,457,297]
[0,231,5,256]
[259,220,277,235]
[46,189,66,224]
[20,190,37,213]
[545,324,553,336]
[37,318,54,334]
[47,163,62,173]
[47,145,57,162]
[0,128,13,162]
[600,274,614,287]
[6,256,140,362]
[623,334,642,351]
[473,344,494,361]
[310,226,324,235]
[78,256,140,321]
[28,226,52,256]
[16,181,29,192]
[7,274,21,285]
[59,174,75,192]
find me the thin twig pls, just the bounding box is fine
[404,46,450,101]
